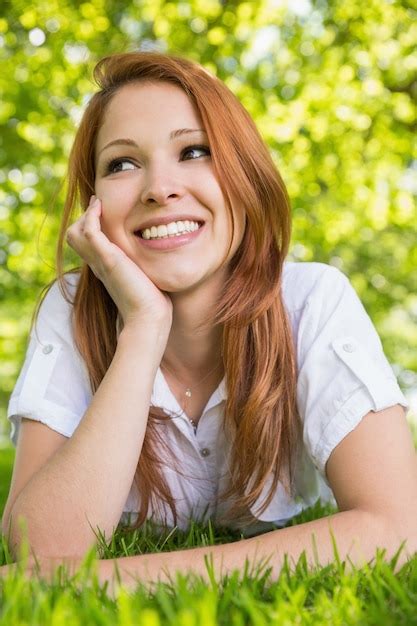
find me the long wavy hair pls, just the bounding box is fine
[33,51,303,531]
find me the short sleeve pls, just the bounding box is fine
[296,265,410,485]
[7,274,92,447]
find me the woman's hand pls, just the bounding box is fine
[66,195,173,333]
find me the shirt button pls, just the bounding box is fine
[42,344,53,355]
[200,448,210,458]
[342,342,355,353]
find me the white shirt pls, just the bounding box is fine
[7,262,409,536]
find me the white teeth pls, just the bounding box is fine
[141,220,201,240]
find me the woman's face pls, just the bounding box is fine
[94,81,246,294]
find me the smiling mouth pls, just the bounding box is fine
[134,222,205,239]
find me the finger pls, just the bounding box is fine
[81,199,120,266]
[85,196,101,219]
[83,198,102,234]
[65,199,100,249]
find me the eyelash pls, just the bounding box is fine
[103,144,211,175]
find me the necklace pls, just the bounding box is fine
[160,359,223,431]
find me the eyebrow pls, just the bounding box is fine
[97,128,208,157]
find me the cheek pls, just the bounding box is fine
[95,181,137,231]
[96,181,135,205]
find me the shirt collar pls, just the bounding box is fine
[151,367,227,419]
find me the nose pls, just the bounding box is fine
[140,164,184,206]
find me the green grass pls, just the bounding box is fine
[1,501,416,625]
[1,425,417,625]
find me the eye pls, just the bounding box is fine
[181,145,211,160]
[105,158,136,174]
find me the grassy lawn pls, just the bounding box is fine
[1,428,417,625]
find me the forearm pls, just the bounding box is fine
[104,509,416,594]
[4,509,415,600]
[6,324,167,559]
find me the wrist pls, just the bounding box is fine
[118,319,170,353]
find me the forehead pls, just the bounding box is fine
[96,81,203,144]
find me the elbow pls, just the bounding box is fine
[1,509,22,562]
[2,507,46,562]
[2,509,32,562]
[2,506,98,562]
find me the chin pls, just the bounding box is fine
[152,273,205,294]
[154,280,196,294]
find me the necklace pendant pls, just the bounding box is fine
[185,388,192,398]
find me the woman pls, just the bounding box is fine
[1,51,416,594]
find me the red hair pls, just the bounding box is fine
[34,51,302,530]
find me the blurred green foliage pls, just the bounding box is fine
[1,0,416,443]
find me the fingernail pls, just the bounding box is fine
[90,194,96,204]
[92,197,100,208]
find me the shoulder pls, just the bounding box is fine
[282,261,348,312]
[32,271,81,340]
[39,271,80,311]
